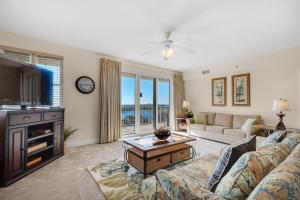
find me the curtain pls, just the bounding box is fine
[99,58,121,143]
[173,74,185,118]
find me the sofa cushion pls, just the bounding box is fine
[215,143,290,199]
[258,130,287,149]
[281,133,300,150]
[206,125,228,133]
[233,115,262,129]
[241,118,256,133]
[190,130,242,145]
[156,153,220,199]
[207,112,216,125]
[223,129,246,138]
[214,113,233,128]
[247,143,300,200]
[207,136,256,192]
[190,123,206,131]
[156,170,220,200]
[194,112,208,124]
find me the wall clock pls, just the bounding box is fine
[75,76,95,94]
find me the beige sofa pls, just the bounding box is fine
[186,112,264,144]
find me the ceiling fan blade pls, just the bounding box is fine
[147,41,162,45]
[174,46,195,53]
[173,38,192,45]
[140,48,160,56]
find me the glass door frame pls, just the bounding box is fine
[156,78,171,128]
[138,76,156,133]
[121,73,137,135]
[121,73,171,135]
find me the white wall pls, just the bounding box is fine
[184,48,300,129]
[0,32,178,147]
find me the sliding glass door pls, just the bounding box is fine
[121,74,170,135]
[139,77,155,134]
[121,75,136,135]
[157,79,170,128]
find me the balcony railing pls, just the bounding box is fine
[121,104,170,133]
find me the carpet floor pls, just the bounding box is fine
[0,137,227,200]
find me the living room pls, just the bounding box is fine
[0,0,300,200]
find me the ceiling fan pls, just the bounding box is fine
[142,32,195,60]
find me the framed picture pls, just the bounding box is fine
[212,77,227,106]
[232,73,250,106]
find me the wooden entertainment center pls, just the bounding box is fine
[0,107,65,186]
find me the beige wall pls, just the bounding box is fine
[184,48,300,129]
[0,32,177,147]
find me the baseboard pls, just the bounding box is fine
[66,138,99,147]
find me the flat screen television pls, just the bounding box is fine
[0,55,53,106]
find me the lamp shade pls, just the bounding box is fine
[182,100,190,108]
[272,99,290,112]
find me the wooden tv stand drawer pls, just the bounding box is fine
[9,113,42,125]
[44,111,63,121]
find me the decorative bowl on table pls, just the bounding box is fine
[154,128,171,140]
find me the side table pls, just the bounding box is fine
[175,117,188,132]
[262,126,300,137]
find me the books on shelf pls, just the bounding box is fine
[27,142,48,153]
[29,129,52,138]
[27,157,42,168]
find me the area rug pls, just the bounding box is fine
[86,157,200,200]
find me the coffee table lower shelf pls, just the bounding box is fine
[125,143,195,178]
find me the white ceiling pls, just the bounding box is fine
[0,0,299,71]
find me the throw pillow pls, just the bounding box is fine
[194,112,207,124]
[247,144,300,200]
[241,118,256,133]
[281,133,300,151]
[258,130,287,149]
[215,143,290,200]
[207,136,256,192]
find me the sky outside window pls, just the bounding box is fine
[121,76,169,105]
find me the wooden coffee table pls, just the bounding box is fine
[123,133,196,178]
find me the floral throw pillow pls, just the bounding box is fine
[207,136,256,192]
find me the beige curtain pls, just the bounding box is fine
[99,58,121,143]
[173,74,185,118]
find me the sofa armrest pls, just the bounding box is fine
[156,170,221,200]
[246,125,264,137]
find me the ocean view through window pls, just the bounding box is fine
[121,74,170,135]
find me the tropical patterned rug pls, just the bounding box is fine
[86,157,199,200]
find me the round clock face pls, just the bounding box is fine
[75,76,95,94]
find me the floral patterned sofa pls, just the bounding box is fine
[154,133,300,200]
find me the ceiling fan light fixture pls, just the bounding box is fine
[161,47,175,59]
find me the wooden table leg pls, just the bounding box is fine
[143,151,147,178]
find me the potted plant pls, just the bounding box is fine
[187,111,194,118]
[64,125,78,153]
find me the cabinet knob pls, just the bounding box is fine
[20,148,25,151]
[156,158,161,162]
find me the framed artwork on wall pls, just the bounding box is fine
[232,73,250,106]
[212,77,227,106]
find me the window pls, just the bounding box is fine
[0,46,63,106]
[121,73,171,135]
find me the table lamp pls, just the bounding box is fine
[182,100,190,118]
[272,98,290,130]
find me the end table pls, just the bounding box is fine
[175,117,188,132]
[262,126,300,137]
